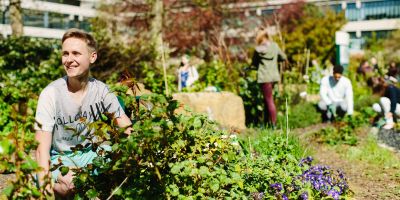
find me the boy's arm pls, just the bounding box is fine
[35,130,52,186]
[116,114,132,135]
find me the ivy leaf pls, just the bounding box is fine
[60,166,69,176]
[199,166,210,177]
[85,189,98,198]
[93,156,104,167]
[193,117,202,129]
[168,184,180,197]
[210,179,220,192]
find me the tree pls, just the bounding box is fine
[89,0,255,80]
[9,0,23,36]
[266,0,346,69]
[382,30,400,63]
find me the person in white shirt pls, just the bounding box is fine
[318,65,353,121]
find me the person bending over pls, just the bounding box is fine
[318,65,353,121]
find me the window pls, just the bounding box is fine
[23,9,45,27]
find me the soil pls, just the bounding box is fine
[0,173,15,192]
[294,124,400,200]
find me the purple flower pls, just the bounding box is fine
[282,194,288,200]
[299,156,313,166]
[327,189,340,200]
[300,192,308,200]
[270,183,283,191]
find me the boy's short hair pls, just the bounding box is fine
[333,65,344,74]
[62,28,97,52]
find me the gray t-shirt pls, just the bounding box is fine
[34,76,124,153]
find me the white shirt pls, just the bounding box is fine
[34,77,124,153]
[319,75,353,115]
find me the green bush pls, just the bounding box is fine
[0,37,64,136]
[66,91,351,199]
[313,116,362,146]
[277,102,321,129]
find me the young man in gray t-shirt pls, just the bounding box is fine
[35,28,132,197]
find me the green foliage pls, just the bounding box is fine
[238,70,265,125]
[89,16,157,81]
[140,62,178,95]
[277,102,321,129]
[0,37,55,70]
[67,91,350,199]
[0,107,52,199]
[72,93,248,199]
[313,115,368,146]
[0,36,61,199]
[277,4,346,68]
[382,29,400,63]
[195,60,242,93]
[0,37,63,137]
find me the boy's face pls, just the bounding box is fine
[62,38,97,79]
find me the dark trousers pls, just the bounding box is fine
[261,82,277,125]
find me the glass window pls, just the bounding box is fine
[48,12,69,29]
[362,0,400,20]
[0,9,4,24]
[80,17,91,31]
[23,9,45,27]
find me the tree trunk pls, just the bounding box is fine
[150,0,163,59]
[9,0,23,36]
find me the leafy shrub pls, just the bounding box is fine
[0,37,61,199]
[0,37,63,137]
[72,93,248,199]
[67,90,351,199]
[313,116,364,146]
[277,101,321,129]
[1,107,52,199]
[238,70,265,126]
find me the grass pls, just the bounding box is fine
[239,127,308,160]
[341,135,400,168]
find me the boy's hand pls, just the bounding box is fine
[55,169,75,195]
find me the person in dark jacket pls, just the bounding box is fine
[370,77,400,129]
[251,29,287,127]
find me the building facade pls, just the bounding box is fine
[1,0,399,52]
[0,0,96,38]
[238,0,400,51]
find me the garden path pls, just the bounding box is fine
[294,124,400,200]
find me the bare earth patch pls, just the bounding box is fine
[0,173,15,192]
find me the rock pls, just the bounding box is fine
[172,92,246,130]
[377,128,400,151]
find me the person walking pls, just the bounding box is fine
[251,29,287,127]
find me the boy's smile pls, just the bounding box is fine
[62,38,96,78]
